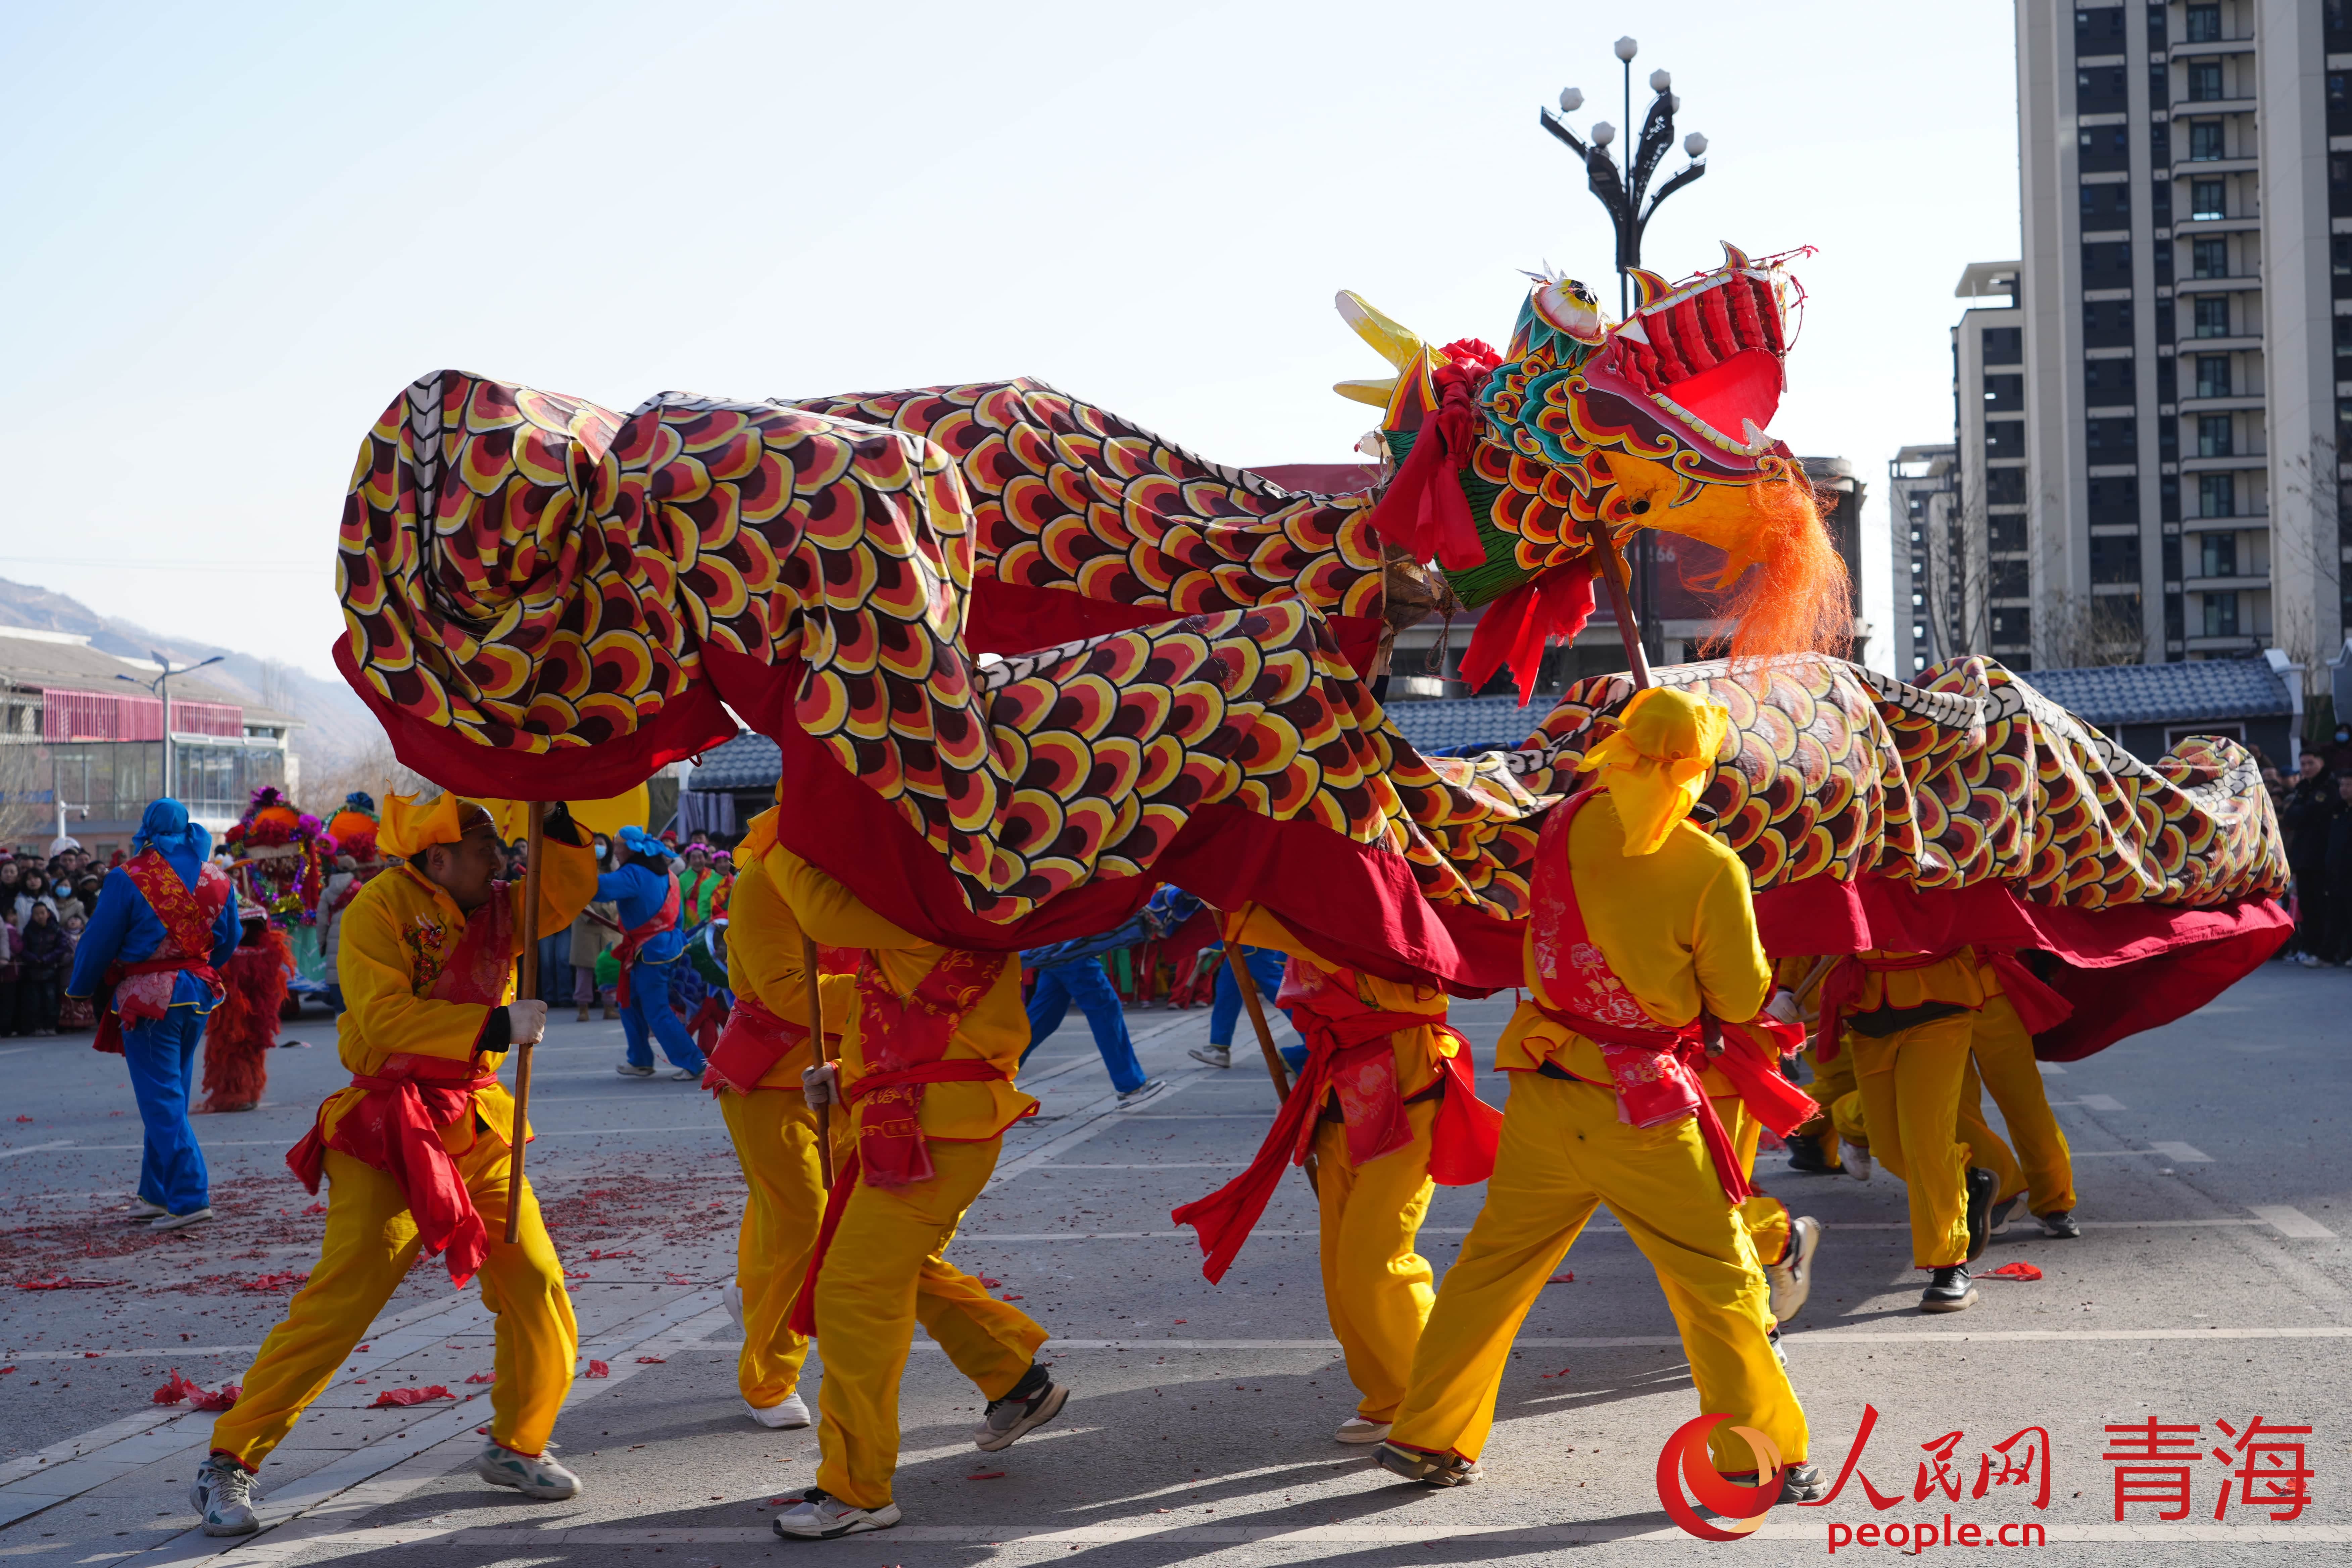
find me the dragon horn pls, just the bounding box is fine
[1332,377,1402,408]
[1720,241,1753,271]
[1625,268,1673,309]
[1334,290,1450,371]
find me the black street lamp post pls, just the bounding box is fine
[1539,35,1711,666]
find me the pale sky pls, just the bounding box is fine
[0,0,2021,679]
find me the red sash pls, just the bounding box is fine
[612,870,681,1007]
[1521,791,1813,1207]
[283,879,520,1286]
[92,851,230,1056]
[1171,963,1502,1283]
[702,993,814,1095]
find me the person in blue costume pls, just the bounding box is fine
[601,825,707,1081]
[1189,941,1296,1073]
[1018,888,1206,1108]
[64,799,242,1229]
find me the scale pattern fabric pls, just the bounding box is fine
[1438,654,2287,921]
[783,379,1385,620]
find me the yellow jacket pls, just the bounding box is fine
[1497,793,1771,1084]
[1226,905,1454,1096]
[725,854,859,1091]
[764,843,1036,1140]
[324,843,598,1153]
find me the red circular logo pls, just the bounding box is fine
[1655,1413,1785,1541]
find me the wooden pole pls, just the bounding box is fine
[1586,517,1655,691]
[1227,934,1317,1195]
[804,935,834,1190]
[505,800,547,1245]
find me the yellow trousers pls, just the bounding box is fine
[211,1136,575,1467]
[1972,993,2076,1213]
[1837,1045,2031,1213]
[814,1135,1048,1510]
[1313,1099,1437,1422]
[1715,1095,1790,1270]
[1850,1013,1976,1268]
[720,1087,826,1407]
[1389,1072,1806,1471]
[1799,1046,1857,1170]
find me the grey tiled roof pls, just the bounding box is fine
[2026,657,2291,728]
[1383,695,1552,755]
[685,730,779,791]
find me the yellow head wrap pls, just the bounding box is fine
[1573,687,1731,857]
[378,792,490,861]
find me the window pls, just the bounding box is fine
[2196,354,2231,398]
[2192,295,2231,337]
[2186,4,2221,43]
[2202,591,2240,637]
[1988,468,2028,506]
[2198,471,2236,518]
[2190,178,2225,219]
[2201,532,2237,578]
[2189,120,2224,161]
[1986,421,2025,459]
[1983,373,2025,411]
[2079,183,2130,222]
[2186,62,2223,101]
[2084,357,2135,402]
[2160,415,2179,461]
[2331,73,2351,137]
[2191,237,2227,278]
[1992,558,2031,598]
[2151,177,2172,225]
[1980,326,2023,365]
[2084,297,2136,347]
[2198,413,2233,456]
[2157,356,2177,402]
[2086,417,2138,455]
[2078,125,2130,171]
[2091,534,2142,585]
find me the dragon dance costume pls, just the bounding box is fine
[1174,908,1499,1438]
[1383,690,1814,1482]
[64,799,242,1224]
[702,810,855,1424]
[207,795,596,1474]
[767,842,1055,1521]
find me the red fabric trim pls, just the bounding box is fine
[1456,562,1599,707]
[330,634,736,800]
[286,1060,502,1287]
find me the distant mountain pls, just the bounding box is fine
[0,576,380,766]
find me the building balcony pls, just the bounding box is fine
[2170,93,2259,114]
[2185,574,2270,592]
[2179,453,2268,472]
[2174,332,2263,352]
[2169,38,2258,58]
[2186,635,2265,653]
[2180,510,2266,532]
[2169,156,2262,178]
[2172,273,2261,294]
[2173,393,2266,413]
[2171,216,2261,237]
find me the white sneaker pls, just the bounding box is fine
[1117,1077,1167,1108]
[771,1487,900,1539]
[190,1455,261,1536]
[1766,1216,1823,1324]
[1840,1141,1873,1182]
[723,1281,745,1332]
[475,1439,583,1500]
[125,1196,167,1221]
[667,1067,698,1081]
[1187,1045,1231,1069]
[615,1063,655,1078]
[746,1393,811,1429]
[1335,1417,1392,1444]
[150,1207,215,1232]
[2296,952,2322,968]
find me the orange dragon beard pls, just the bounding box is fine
[1716,473,1853,668]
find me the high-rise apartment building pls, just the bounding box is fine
[1890,444,1958,672]
[2010,0,2346,674]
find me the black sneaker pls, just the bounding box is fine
[1963,1167,1998,1261]
[2037,1209,2081,1239]
[1989,1196,2019,1236]
[1921,1263,1977,1313]
[1375,1442,1480,1486]
[973,1363,1068,1452]
[1784,1129,1838,1175]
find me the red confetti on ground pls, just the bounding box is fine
[153,1370,240,1410]
[979,1277,1001,1288]
[352,1379,368,1385]
[588,1249,636,1261]
[1538,1366,1574,1379]
[636,1356,667,1364]
[241,1271,310,1292]
[355,1344,370,1351]
[369,1386,453,1408]
[17,1275,121,1290]
[0,1366,13,1374]
[585,1360,611,1378]
[967,1471,1006,1481]
[664,1273,693,1285]
[1547,1273,1574,1284]
[1983,1261,2044,1280]
[566,1270,591,1280]
[1173,1319,1185,1324]
[302,1203,326,1216]
[464,1372,496,1384]
[13,1115,30,1123]
[1000,1295,1024,1302]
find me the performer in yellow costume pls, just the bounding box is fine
[1380,688,1822,1499]
[765,842,1063,1541]
[188,795,597,1536]
[1964,958,2079,1238]
[701,809,859,1431]
[1172,909,1500,1447]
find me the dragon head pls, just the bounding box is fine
[1339,242,1849,691]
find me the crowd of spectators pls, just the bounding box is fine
[2273,722,2352,967]
[0,840,111,1036]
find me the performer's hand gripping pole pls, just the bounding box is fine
[506,801,547,1245]
[804,936,834,1190]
